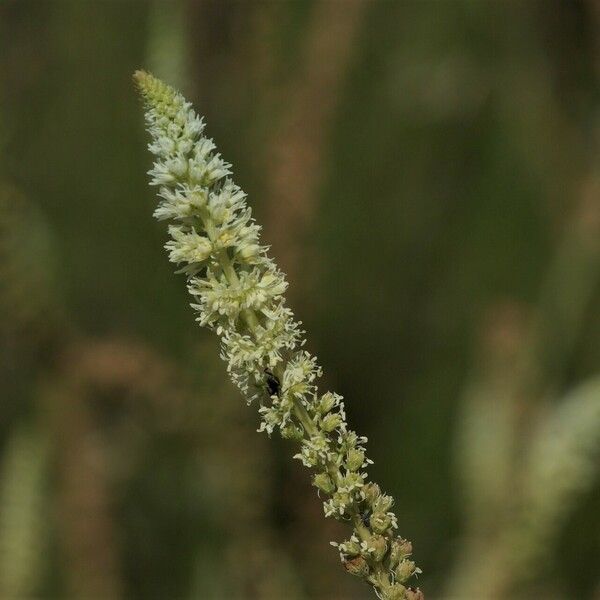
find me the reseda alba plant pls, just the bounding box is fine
[134,71,423,600]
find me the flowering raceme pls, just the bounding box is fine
[134,71,422,600]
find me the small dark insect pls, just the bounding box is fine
[359,510,371,528]
[264,368,281,397]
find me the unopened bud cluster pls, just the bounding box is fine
[134,71,422,599]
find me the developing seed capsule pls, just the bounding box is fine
[395,559,417,583]
[406,587,425,600]
[343,556,370,578]
[368,534,388,562]
[362,482,381,504]
[389,538,413,568]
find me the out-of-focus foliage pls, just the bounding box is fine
[0,1,598,598]
[448,184,600,597]
[0,424,47,599]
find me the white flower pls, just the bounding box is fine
[153,185,208,221]
[165,225,212,265]
[189,267,288,328]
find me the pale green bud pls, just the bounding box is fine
[321,412,342,432]
[341,538,361,556]
[239,244,260,260]
[334,489,352,506]
[346,448,365,471]
[370,511,392,534]
[319,392,336,414]
[313,473,336,495]
[386,584,407,600]
[281,424,304,440]
[362,482,381,505]
[374,493,394,513]
[395,559,416,583]
[331,490,352,516]
[341,472,364,491]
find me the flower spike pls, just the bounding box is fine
[134,70,422,600]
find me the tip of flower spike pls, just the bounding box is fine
[133,69,149,85]
[133,69,156,86]
[132,69,170,101]
[133,69,154,98]
[133,69,152,83]
[132,69,156,96]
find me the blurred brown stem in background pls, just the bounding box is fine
[0,423,47,599]
[49,369,123,600]
[263,1,366,299]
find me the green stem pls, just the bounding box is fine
[292,397,317,436]
[217,249,239,285]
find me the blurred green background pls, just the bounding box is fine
[1,1,599,598]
